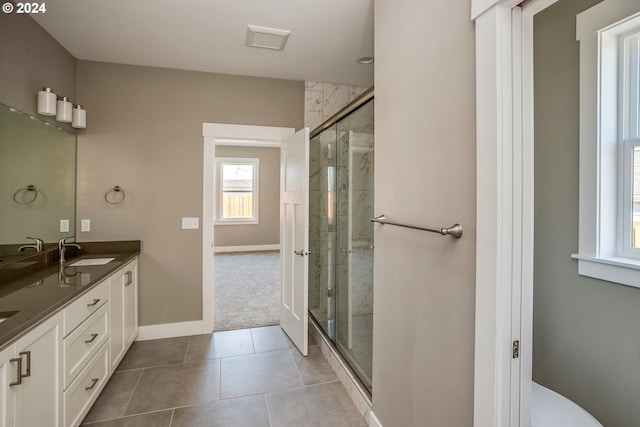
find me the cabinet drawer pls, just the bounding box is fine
[64,280,109,337]
[64,342,109,427]
[63,303,109,389]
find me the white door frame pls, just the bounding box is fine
[472,0,559,426]
[202,123,295,333]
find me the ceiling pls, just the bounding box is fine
[31,0,374,87]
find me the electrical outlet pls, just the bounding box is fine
[81,219,91,232]
[182,217,199,229]
[60,219,69,232]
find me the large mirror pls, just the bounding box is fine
[0,103,76,259]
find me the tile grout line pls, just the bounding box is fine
[119,367,146,420]
[287,348,306,387]
[183,335,191,363]
[249,328,257,354]
[168,408,175,427]
[218,357,222,401]
[81,407,172,425]
[263,393,274,427]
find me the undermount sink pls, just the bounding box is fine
[67,257,115,267]
[0,311,19,324]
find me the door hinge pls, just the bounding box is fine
[513,340,520,359]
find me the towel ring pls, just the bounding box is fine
[104,186,125,205]
[13,185,38,205]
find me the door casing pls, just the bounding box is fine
[472,0,559,425]
[202,123,295,333]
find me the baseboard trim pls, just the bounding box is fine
[214,244,280,253]
[136,320,205,341]
[369,412,383,427]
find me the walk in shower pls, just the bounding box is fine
[309,89,374,393]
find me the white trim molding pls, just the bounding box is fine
[202,123,294,333]
[136,321,205,341]
[368,412,383,427]
[472,0,558,426]
[214,244,280,253]
[473,5,518,426]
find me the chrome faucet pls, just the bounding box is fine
[58,236,81,266]
[18,236,44,252]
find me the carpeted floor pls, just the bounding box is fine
[214,251,280,331]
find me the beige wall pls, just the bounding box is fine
[372,0,476,425]
[214,146,280,248]
[533,1,640,426]
[0,13,76,131]
[76,60,303,326]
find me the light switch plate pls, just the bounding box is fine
[60,219,69,233]
[182,217,199,229]
[81,219,91,232]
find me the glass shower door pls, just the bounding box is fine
[335,100,374,392]
[308,125,337,340]
[308,96,374,394]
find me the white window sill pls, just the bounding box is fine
[215,220,259,226]
[571,254,640,289]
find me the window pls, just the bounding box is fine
[574,1,640,287]
[215,157,259,224]
[622,30,640,253]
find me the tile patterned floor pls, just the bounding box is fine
[81,326,367,427]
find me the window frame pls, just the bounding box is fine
[574,1,640,288]
[215,157,260,225]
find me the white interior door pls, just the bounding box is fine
[280,128,310,356]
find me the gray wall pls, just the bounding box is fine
[76,61,303,326]
[0,13,76,131]
[372,0,476,425]
[214,145,280,248]
[533,1,640,426]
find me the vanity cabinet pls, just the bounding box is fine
[0,255,139,427]
[0,313,63,427]
[61,278,109,427]
[109,259,138,370]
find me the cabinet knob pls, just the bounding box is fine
[87,298,100,307]
[125,271,133,286]
[85,333,99,344]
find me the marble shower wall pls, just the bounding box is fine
[307,82,365,327]
[309,127,338,326]
[304,82,368,131]
[336,100,375,319]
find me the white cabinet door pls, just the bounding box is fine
[0,344,16,427]
[109,269,126,371]
[124,260,138,346]
[12,313,62,427]
[110,259,138,370]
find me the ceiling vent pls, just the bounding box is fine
[245,25,290,51]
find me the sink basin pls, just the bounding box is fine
[0,311,19,323]
[67,257,115,267]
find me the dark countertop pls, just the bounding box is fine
[0,241,140,351]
